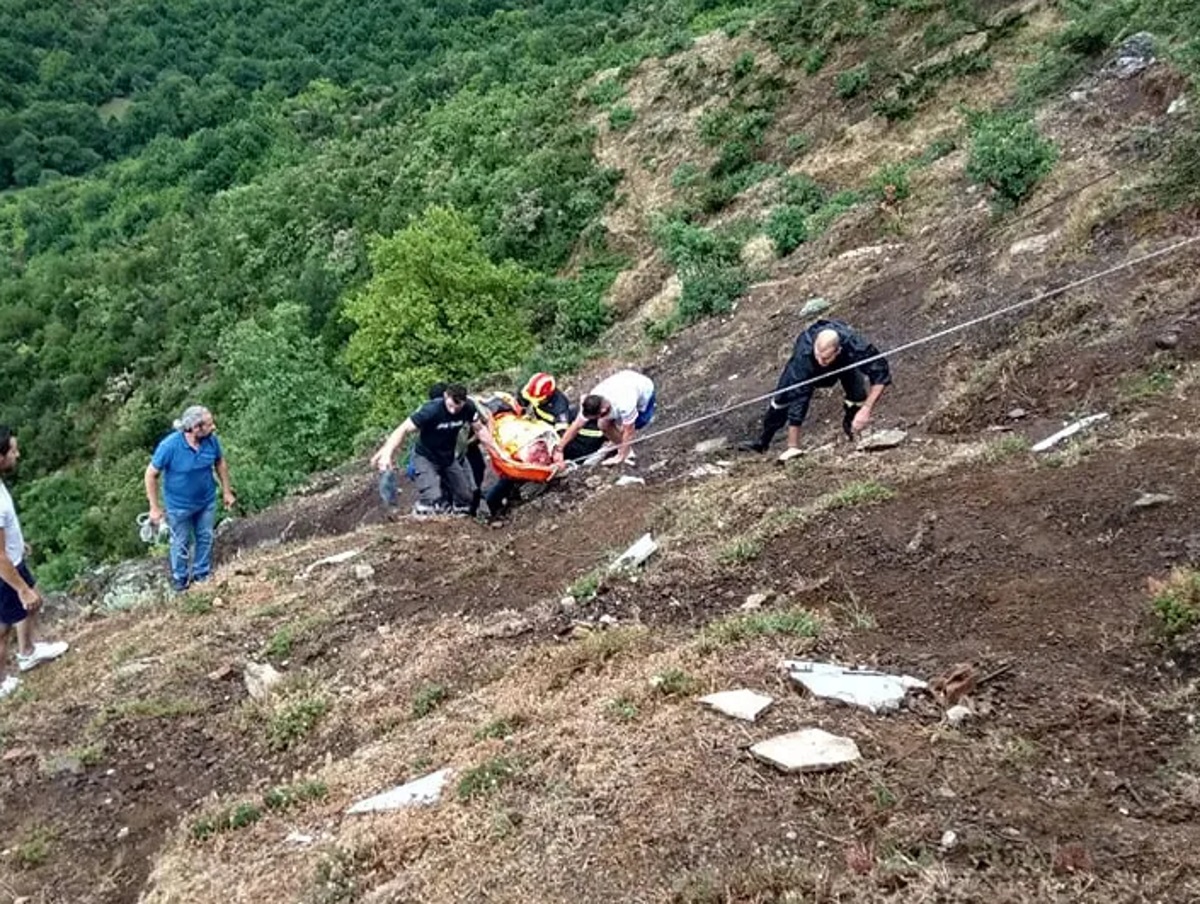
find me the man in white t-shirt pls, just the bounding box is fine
[0,425,70,700]
[560,370,656,467]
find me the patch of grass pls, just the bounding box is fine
[310,848,366,904]
[475,715,523,740]
[718,536,763,566]
[191,801,263,841]
[567,567,602,601]
[821,480,895,510]
[267,694,330,751]
[983,433,1031,463]
[804,46,828,75]
[1150,568,1200,640]
[110,642,141,665]
[785,132,811,156]
[252,602,287,619]
[608,102,636,131]
[651,667,698,697]
[917,135,958,165]
[806,188,863,238]
[13,826,54,869]
[873,782,898,810]
[966,110,1057,209]
[1120,368,1175,401]
[111,698,203,720]
[263,780,328,812]
[587,76,624,106]
[70,741,106,767]
[671,161,702,189]
[699,608,822,650]
[869,162,912,202]
[457,756,522,800]
[835,64,871,99]
[180,591,214,615]
[653,217,748,325]
[411,682,449,719]
[606,696,639,721]
[732,51,756,79]
[265,625,294,659]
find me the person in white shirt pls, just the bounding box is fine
[560,369,656,467]
[0,425,70,701]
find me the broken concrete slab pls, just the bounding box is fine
[615,475,646,487]
[784,660,927,714]
[750,728,861,773]
[347,768,453,814]
[1009,231,1059,256]
[856,428,908,451]
[609,533,658,572]
[1133,492,1175,508]
[1031,413,1109,452]
[699,689,774,722]
[244,661,284,701]
[799,297,832,318]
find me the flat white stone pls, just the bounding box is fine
[856,429,908,451]
[615,475,646,487]
[784,660,927,714]
[693,437,728,455]
[1031,413,1109,452]
[689,463,728,479]
[1010,231,1059,256]
[609,533,658,572]
[698,689,774,722]
[750,728,861,773]
[244,661,284,701]
[347,768,453,814]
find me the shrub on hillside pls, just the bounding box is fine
[966,111,1058,208]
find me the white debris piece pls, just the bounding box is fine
[285,831,315,845]
[615,475,646,487]
[784,660,927,714]
[300,548,363,579]
[856,429,908,451]
[1031,413,1109,452]
[945,704,973,727]
[750,728,861,773]
[698,689,774,722]
[243,661,284,701]
[689,463,728,480]
[609,533,658,572]
[693,437,728,455]
[347,768,453,814]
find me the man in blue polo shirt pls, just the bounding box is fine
[144,406,236,591]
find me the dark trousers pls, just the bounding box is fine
[465,442,486,516]
[757,367,868,446]
[412,451,475,508]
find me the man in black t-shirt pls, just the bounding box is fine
[371,384,498,515]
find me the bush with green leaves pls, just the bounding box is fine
[966,111,1057,208]
[654,218,748,324]
[608,103,636,131]
[835,64,871,99]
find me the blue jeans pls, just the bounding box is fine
[634,392,657,430]
[167,501,216,591]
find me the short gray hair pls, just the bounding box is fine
[174,405,210,431]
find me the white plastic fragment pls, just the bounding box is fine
[615,475,646,487]
[784,660,927,714]
[609,533,658,572]
[750,728,861,773]
[346,768,453,814]
[1030,414,1109,452]
[698,689,774,722]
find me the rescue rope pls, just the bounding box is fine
[571,233,1200,460]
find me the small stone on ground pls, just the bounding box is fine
[698,689,774,722]
[750,728,861,773]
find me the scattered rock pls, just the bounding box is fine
[285,831,315,845]
[559,595,578,615]
[609,533,658,572]
[1007,407,1027,420]
[116,659,156,678]
[689,463,728,480]
[785,660,927,714]
[244,661,284,701]
[940,830,958,850]
[598,614,619,627]
[1155,331,1180,350]
[480,612,533,639]
[2,747,34,762]
[304,549,362,576]
[1168,96,1188,116]
[913,32,989,77]
[693,437,728,455]
[116,827,130,841]
[742,592,770,610]
[74,558,174,613]
[1009,231,1059,256]
[1107,32,1156,80]
[986,0,1042,30]
[347,768,453,813]
[1133,492,1175,508]
[352,563,376,582]
[698,689,774,722]
[750,728,862,773]
[799,297,832,318]
[615,475,646,487]
[1031,413,1109,452]
[856,428,908,452]
[46,754,84,777]
[945,704,973,727]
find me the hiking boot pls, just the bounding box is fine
[0,674,20,699]
[738,439,767,454]
[17,640,70,672]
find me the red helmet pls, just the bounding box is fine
[523,372,556,400]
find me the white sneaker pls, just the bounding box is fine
[17,640,70,672]
[0,674,20,699]
[777,447,805,463]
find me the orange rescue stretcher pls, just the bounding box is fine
[479,393,572,484]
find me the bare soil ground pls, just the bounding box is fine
[4,9,1200,904]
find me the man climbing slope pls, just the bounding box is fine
[740,320,891,462]
[560,369,656,467]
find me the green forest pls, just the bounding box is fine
[1,0,1197,585]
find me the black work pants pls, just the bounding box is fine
[758,366,868,444]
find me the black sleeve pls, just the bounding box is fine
[410,400,435,428]
[550,391,572,424]
[843,332,892,386]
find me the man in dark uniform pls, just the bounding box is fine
[371,384,498,515]
[740,320,891,462]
